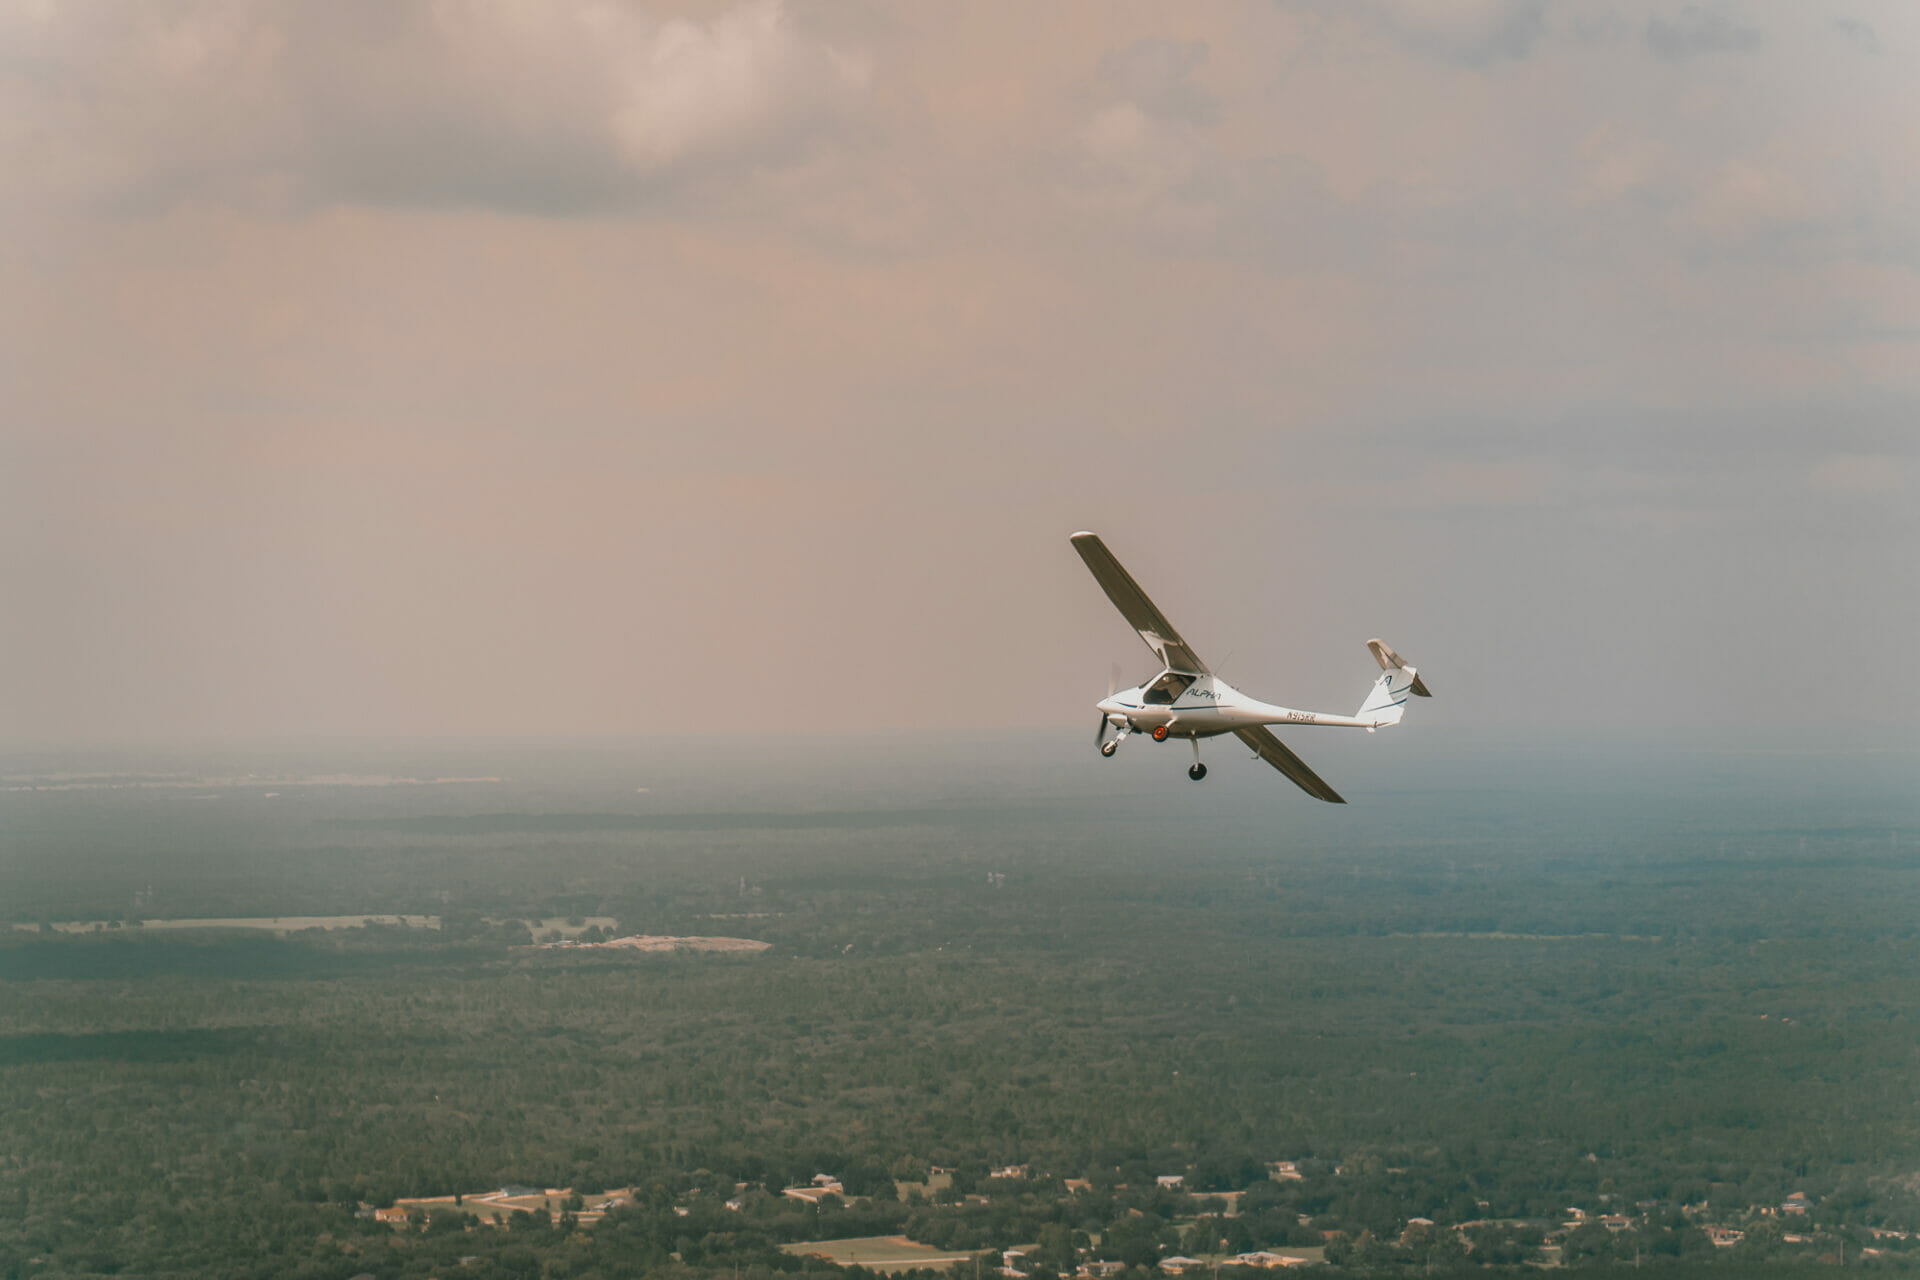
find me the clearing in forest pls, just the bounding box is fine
[780,1235,977,1271]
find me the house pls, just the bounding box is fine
[1230,1251,1310,1269]
[373,1207,408,1224]
[784,1178,844,1203]
[1156,1175,1185,1189]
[1600,1215,1633,1233]
[1159,1258,1205,1274]
[1077,1262,1126,1278]
[992,1165,1030,1180]
[1705,1227,1745,1249]
[1782,1192,1809,1215]
[1065,1179,1093,1193]
[1267,1162,1302,1181]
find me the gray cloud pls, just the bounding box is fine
[1831,16,1880,53]
[1096,39,1216,124]
[1,0,870,217]
[1646,6,1763,59]
[1367,0,1548,68]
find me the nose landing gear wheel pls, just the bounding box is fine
[1100,740,1118,758]
[1188,763,1208,781]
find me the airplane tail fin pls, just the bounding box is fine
[1357,639,1432,726]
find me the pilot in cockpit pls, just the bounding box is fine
[1142,672,1195,705]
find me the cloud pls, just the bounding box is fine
[1809,453,1906,496]
[1645,6,1762,60]
[1096,39,1215,124]
[607,3,871,171]
[1367,0,1547,68]
[1830,17,1880,54]
[0,0,870,217]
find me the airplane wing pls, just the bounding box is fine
[1233,726,1346,804]
[1069,532,1209,675]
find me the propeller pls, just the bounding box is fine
[1095,712,1109,746]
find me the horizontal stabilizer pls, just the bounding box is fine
[1367,639,1432,696]
[1358,639,1431,724]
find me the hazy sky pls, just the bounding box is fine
[4,1,1915,742]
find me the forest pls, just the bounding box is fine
[2,737,1918,1278]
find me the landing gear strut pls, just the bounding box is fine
[1187,737,1207,782]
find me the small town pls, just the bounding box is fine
[362,1159,1912,1272]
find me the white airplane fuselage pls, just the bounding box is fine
[1099,672,1387,740]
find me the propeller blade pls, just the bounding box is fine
[1109,662,1122,698]
[1096,712,1109,746]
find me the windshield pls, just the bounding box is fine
[1142,673,1195,705]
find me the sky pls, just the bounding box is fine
[3,0,1915,743]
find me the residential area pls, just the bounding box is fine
[364,1158,1917,1272]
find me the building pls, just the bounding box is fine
[1231,1251,1312,1268]
[1157,1175,1185,1189]
[784,1177,845,1203]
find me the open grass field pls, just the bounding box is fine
[781,1235,980,1271]
[13,914,440,933]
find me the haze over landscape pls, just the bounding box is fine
[3,4,1919,1278]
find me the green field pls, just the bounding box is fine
[14,913,441,933]
[781,1235,979,1270]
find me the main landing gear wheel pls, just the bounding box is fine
[1188,763,1208,781]
[1100,740,1118,758]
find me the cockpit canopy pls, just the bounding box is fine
[1142,672,1196,705]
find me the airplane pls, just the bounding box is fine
[1070,531,1431,802]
